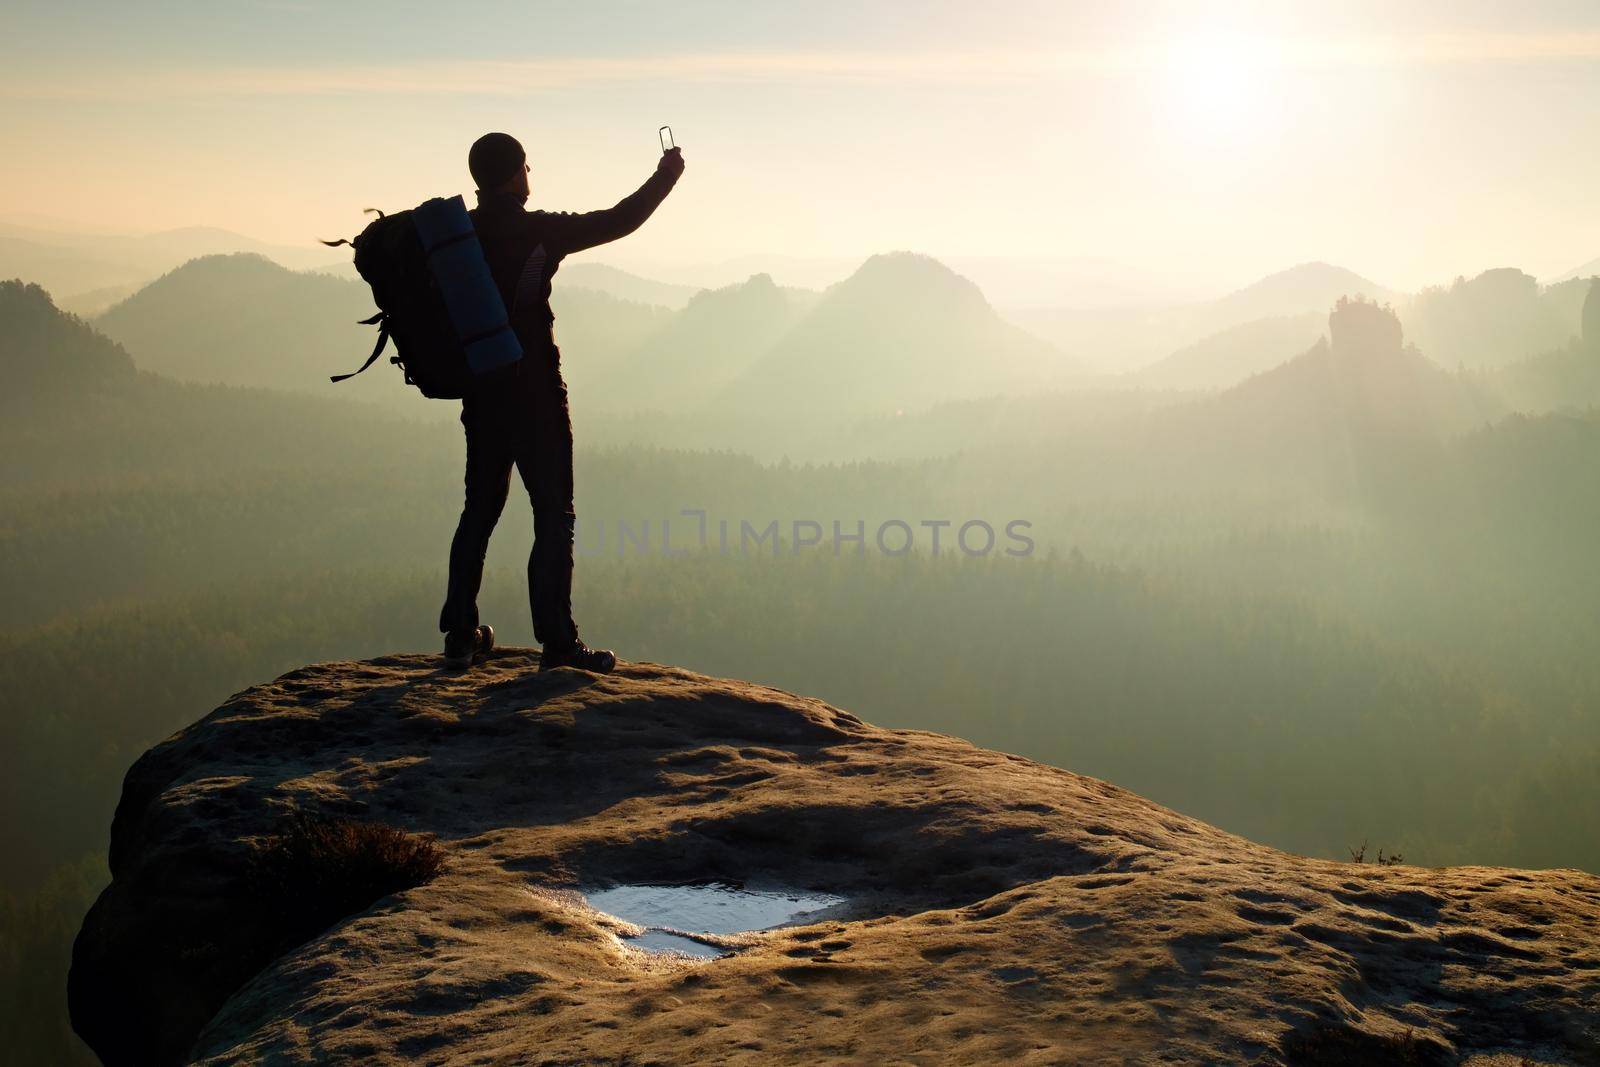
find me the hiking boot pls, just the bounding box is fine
[540,640,617,674]
[443,624,495,668]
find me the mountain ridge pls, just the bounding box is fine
[0,280,137,401]
[93,252,432,414]
[0,220,340,302]
[721,251,1073,415]
[575,272,811,411]
[1132,311,1327,390]
[558,261,703,309]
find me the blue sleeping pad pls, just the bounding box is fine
[411,195,523,375]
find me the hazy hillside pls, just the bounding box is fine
[548,286,674,393]
[94,253,433,415]
[0,221,336,304]
[882,299,1506,506]
[1007,261,1394,373]
[1500,280,1600,411]
[83,251,694,416]
[85,248,1082,424]
[1132,312,1325,390]
[1400,268,1583,370]
[56,283,140,318]
[0,237,148,303]
[1548,255,1600,283]
[3,292,446,491]
[578,273,812,411]
[0,286,466,634]
[9,263,1600,1067]
[84,225,332,273]
[1216,261,1393,318]
[0,281,136,405]
[1143,299,1501,503]
[1207,298,1499,436]
[1122,266,1588,391]
[723,253,1072,415]
[601,253,864,292]
[557,262,702,309]
[1544,275,1594,333]
[1144,262,1394,365]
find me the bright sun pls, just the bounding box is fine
[1162,31,1278,144]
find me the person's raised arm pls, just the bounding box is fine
[550,148,684,256]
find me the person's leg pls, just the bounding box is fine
[439,397,516,638]
[513,364,578,648]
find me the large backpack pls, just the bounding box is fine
[324,196,522,399]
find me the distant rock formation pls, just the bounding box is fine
[1141,297,1505,503]
[1402,268,1575,370]
[72,653,1600,1065]
[1328,295,1404,358]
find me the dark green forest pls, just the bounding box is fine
[3,268,1600,1063]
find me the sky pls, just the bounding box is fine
[4,0,1600,298]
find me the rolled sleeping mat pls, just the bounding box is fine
[411,195,523,375]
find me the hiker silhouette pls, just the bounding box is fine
[439,132,684,672]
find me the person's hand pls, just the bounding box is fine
[658,146,685,179]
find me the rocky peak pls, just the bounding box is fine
[71,652,1600,1064]
[1329,295,1404,359]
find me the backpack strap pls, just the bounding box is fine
[330,316,390,383]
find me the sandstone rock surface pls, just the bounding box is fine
[71,652,1600,1064]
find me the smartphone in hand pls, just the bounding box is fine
[659,126,675,151]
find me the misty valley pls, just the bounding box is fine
[3,240,1599,1062]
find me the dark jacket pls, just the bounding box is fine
[470,166,679,354]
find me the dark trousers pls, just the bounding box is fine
[439,353,578,648]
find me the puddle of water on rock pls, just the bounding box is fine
[585,883,846,959]
[626,930,727,959]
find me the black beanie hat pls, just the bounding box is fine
[468,132,525,190]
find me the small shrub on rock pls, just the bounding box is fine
[249,814,446,949]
